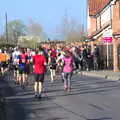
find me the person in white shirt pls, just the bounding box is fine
[12,47,20,84]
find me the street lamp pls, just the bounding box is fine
[5,12,8,44]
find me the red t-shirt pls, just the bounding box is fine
[51,49,56,58]
[33,55,46,74]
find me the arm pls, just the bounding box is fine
[32,56,35,69]
[48,57,51,65]
[16,55,20,65]
[43,56,47,66]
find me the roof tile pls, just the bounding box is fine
[89,0,111,16]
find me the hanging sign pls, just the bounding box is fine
[103,29,113,43]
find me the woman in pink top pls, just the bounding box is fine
[63,51,74,92]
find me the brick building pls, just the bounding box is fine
[88,0,120,72]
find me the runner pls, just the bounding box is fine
[33,48,47,99]
[25,48,33,84]
[56,50,65,82]
[17,49,28,88]
[4,50,10,73]
[48,51,57,82]
[0,49,10,76]
[62,50,74,92]
[12,47,20,84]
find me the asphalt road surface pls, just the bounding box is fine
[3,72,120,120]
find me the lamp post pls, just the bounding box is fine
[48,38,51,46]
[5,12,8,44]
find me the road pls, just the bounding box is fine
[3,72,120,120]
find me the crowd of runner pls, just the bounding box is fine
[0,44,100,99]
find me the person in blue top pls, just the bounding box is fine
[17,49,28,88]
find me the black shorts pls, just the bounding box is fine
[18,68,25,74]
[50,65,56,70]
[1,62,8,68]
[18,64,26,74]
[0,62,2,68]
[13,64,18,71]
[25,64,30,74]
[34,73,44,83]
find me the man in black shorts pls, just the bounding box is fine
[17,49,28,88]
[33,48,47,99]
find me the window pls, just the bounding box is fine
[101,6,111,26]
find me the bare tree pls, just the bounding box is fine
[56,13,87,42]
[27,19,44,42]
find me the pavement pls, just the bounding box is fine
[81,70,120,81]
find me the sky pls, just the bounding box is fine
[0,0,87,39]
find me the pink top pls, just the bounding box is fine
[63,57,73,73]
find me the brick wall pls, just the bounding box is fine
[112,1,120,34]
[89,17,97,34]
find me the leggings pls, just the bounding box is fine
[64,72,72,88]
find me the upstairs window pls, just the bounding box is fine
[101,6,111,26]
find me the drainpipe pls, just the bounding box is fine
[118,0,120,19]
[110,3,112,29]
[111,0,119,72]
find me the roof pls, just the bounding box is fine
[89,0,111,16]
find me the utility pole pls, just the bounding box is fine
[5,12,8,44]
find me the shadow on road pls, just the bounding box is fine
[87,117,112,120]
[46,75,120,99]
[0,73,26,120]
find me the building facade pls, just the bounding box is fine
[88,0,120,72]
